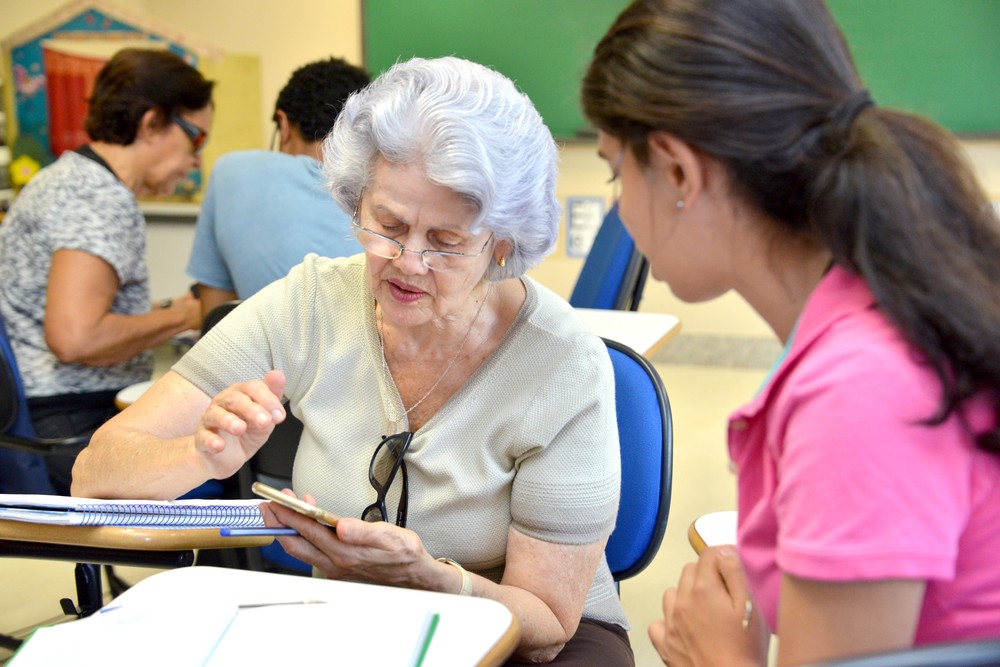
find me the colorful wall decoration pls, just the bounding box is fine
[2,0,223,196]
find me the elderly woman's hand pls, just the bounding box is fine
[261,493,438,587]
[193,369,287,479]
[649,546,769,667]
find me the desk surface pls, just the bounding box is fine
[13,566,520,667]
[0,520,271,550]
[688,510,737,555]
[575,308,681,358]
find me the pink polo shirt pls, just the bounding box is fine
[729,266,1000,642]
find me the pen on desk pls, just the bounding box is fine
[219,527,299,537]
[238,599,328,609]
[412,612,440,667]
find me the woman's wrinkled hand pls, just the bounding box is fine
[261,492,434,588]
[649,546,769,667]
[193,369,286,478]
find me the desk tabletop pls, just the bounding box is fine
[0,520,271,550]
[575,308,681,358]
[688,510,737,555]
[51,566,521,666]
[114,379,155,410]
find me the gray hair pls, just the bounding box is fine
[322,56,560,280]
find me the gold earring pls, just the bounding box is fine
[497,256,506,268]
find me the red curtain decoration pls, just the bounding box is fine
[42,43,108,157]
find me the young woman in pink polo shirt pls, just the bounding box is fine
[583,1,1000,665]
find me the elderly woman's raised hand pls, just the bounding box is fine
[194,369,288,478]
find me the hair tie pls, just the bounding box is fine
[814,89,874,157]
[829,88,874,132]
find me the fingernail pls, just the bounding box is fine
[256,412,269,425]
[719,547,735,558]
[272,409,284,421]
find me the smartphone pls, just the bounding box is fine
[252,481,339,528]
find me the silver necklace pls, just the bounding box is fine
[377,282,492,430]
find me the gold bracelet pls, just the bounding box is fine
[436,557,473,596]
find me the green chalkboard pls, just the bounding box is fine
[828,0,1000,135]
[363,1,1000,138]
[362,1,629,139]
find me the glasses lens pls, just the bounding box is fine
[362,504,385,523]
[421,252,464,273]
[421,233,493,272]
[355,225,402,260]
[370,437,404,488]
[173,115,207,153]
[364,433,412,526]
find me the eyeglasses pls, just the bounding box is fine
[362,432,414,527]
[351,214,493,273]
[171,114,208,153]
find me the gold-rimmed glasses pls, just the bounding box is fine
[351,214,493,273]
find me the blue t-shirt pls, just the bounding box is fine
[186,150,362,297]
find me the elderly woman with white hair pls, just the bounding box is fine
[73,57,631,665]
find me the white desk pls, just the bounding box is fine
[12,567,520,667]
[575,308,681,358]
[688,510,738,555]
[114,379,155,410]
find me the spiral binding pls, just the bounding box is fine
[75,503,266,528]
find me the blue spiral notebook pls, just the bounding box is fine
[0,493,265,528]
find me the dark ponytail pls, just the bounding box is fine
[808,107,1000,451]
[583,0,1000,452]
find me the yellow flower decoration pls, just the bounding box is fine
[10,154,41,188]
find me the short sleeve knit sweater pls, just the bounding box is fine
[173,253,627,628]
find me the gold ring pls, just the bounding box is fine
[742,598,753,631]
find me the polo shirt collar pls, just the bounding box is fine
[734,265,876,420]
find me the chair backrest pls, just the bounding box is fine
[0,314,37,438]
[804,639,1000,667]
[603,338,673,581]
[200,300,310,574]
[569,202,649,311]
[0,315,80,494]
[200,300,243,337]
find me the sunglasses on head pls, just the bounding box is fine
[170,114,208,153]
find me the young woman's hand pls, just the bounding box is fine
[649,546,769,667]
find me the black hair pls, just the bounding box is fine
[274,57,370,142]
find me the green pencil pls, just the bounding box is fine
[413,612,440,667]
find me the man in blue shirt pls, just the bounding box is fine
[186,58,370,317]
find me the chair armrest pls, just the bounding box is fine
[0,432,90,455]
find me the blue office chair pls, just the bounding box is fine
[603,338,673,582]
[804,638,1000,667]
[200,301,311,575]
[0,316,89,494]
[570,202,649,311]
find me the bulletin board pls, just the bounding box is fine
[362,0,629,140]
[828,0,1000,135]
